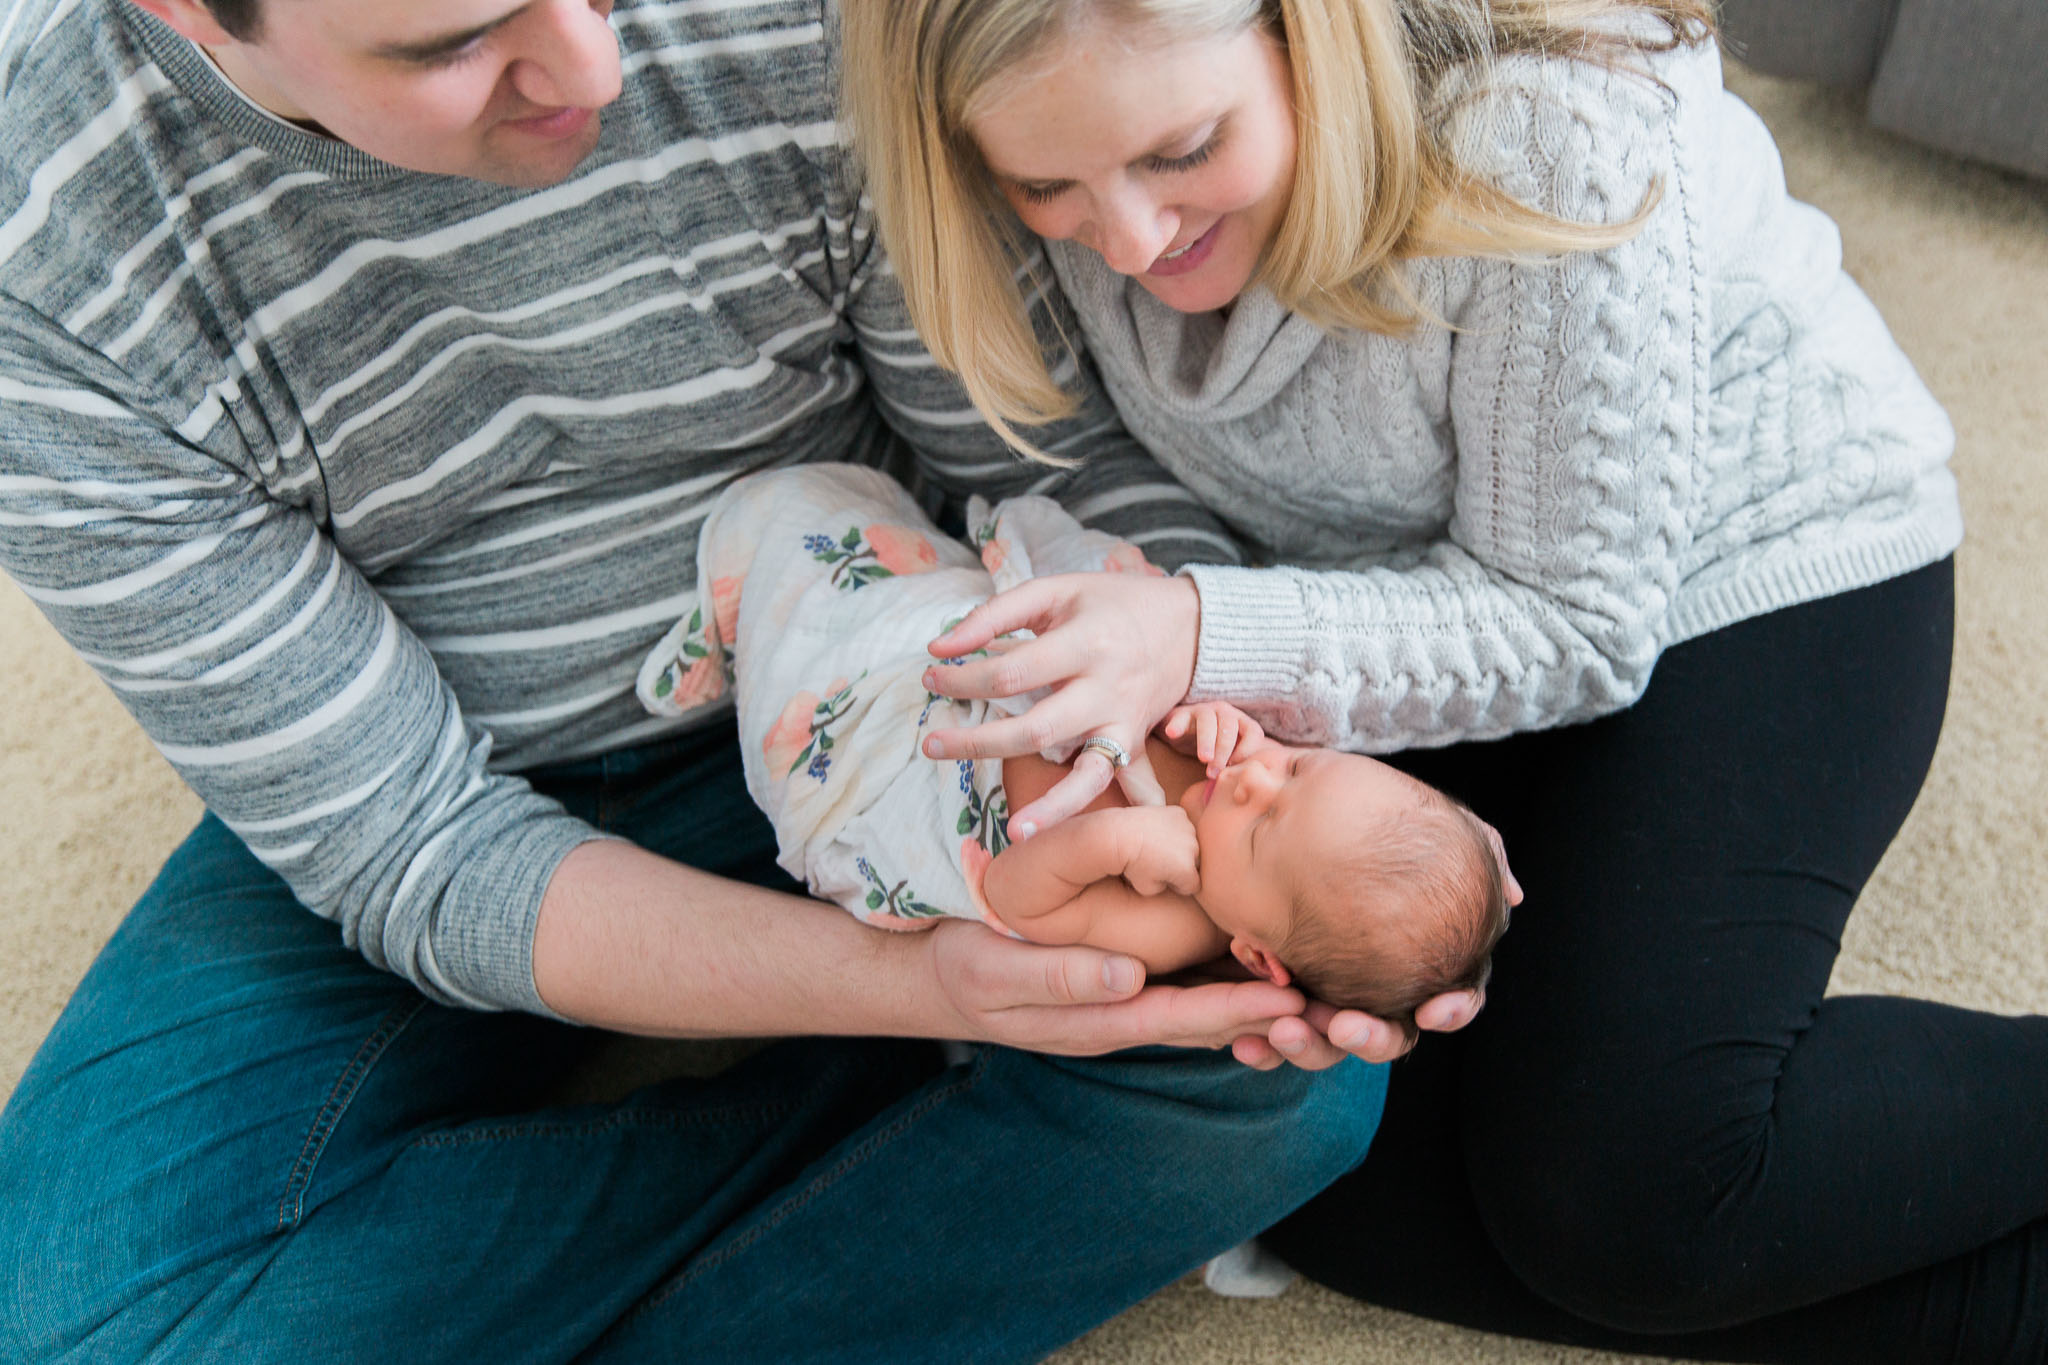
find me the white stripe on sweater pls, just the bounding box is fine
[0,64,174,268]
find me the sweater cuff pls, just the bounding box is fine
[435,816,616,1021]
[1181,565,1314,705]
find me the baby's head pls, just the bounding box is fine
[1180,745,1509,1039]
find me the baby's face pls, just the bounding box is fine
[1178,744,1428,947]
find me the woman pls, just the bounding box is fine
[840,1,2048,1358]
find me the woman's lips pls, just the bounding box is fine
[505,105,594,141]
[1147,219,1221,277]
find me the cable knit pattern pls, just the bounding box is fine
[1046,34,1961,752]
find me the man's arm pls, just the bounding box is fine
[532,839,1275,1051]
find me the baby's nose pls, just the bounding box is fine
[1232,761,1280,802]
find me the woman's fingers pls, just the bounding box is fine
[1006,750,1118,838]
[1413,988,1484,1034]
[1480,822,1525,907]
[1113,750,1166,807]
[928,578,1063,658]
[923,634,1076,703]
[922,689,1094,761]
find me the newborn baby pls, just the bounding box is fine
[638,464,1508,1029]
[993,701,1507,1030]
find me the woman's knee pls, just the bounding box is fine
[1465,1117,1774,1334]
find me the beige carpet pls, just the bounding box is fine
[4,62,2044,1363]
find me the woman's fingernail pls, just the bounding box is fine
[1278,1035,1306,1055]
[1013,819,1037,841]
[1103,957,1139,993]
[924,737,943,758]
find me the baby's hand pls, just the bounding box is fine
[1159,702,1266,778]
[1112,804,1202,898]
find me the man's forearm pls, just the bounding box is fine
[531,839,959,1038]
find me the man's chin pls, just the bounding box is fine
[474,112,605,189]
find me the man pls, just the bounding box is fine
[0,0,1396,1359]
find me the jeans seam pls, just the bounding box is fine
[275,998,428,1233]
[406,1101,801,1150]
[615,1053,983,1326]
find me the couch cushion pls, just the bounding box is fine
[1870,0,2048,180]
[1717,0,1899,86]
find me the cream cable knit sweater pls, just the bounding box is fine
[1048,33,1962,753]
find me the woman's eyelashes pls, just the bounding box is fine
[1145,139,1218,175]
[1005,133,1225,204]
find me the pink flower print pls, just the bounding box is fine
[979,537,1010,574]
[666,650,726,711]
[762,689,821,776]
[864,523,939,577]
[1103,542,1165,577]
[959,838,1018,937]
[710,575,742,649]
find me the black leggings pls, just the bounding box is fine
[1267,559,2048,1363]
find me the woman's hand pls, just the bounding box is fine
[922,571,1202,838]
[1228,992,1488,1070]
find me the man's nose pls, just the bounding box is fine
[508,0,623,109]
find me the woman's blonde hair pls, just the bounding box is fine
[840,0,1716,458]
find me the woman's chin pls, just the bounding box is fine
[1136,265,1251,315]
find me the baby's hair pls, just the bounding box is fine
[1281,787,1507,1046]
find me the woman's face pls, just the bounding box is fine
[968,18,1297,314]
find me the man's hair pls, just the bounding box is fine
[1281,789,1508,1045]
[203,0,263,41]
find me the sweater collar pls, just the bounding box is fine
[1046,237,1328,421]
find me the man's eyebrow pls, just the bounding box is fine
[370,10,522,61]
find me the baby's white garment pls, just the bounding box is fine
[637,464,1157,931]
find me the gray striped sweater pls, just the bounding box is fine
[0,0,1234,1014]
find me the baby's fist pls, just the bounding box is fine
[1116,804,1202,898]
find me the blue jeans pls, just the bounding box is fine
[0,723,1386,1363]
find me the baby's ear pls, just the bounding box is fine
[1230,939,1292,987]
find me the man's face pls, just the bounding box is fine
[196,0,623,187]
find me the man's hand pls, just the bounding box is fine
[925,919,1305,1055]
[1158,701,1269,777]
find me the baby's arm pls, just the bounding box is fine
[982,806,1230,972]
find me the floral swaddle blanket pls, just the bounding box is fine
[635,464,1161,932]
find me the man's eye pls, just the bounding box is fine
[419,37,488,69]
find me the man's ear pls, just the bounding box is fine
[1229,938,1291,987]
[125,0,239,47]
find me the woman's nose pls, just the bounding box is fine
[1092,191,1177,276]
[507,0,623,109]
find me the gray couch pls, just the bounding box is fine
[1719,0,2048,181]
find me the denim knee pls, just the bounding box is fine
[1064,1049,1390,1223]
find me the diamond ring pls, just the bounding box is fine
[1078,735,1132,769]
